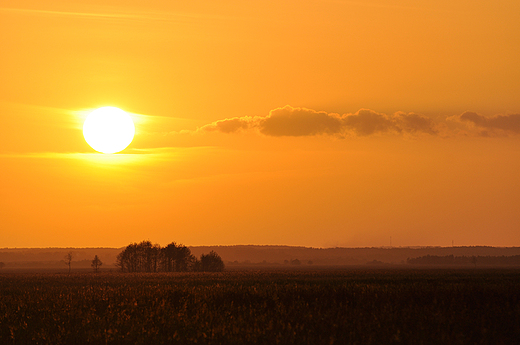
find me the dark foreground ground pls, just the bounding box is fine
[1,269,519,344]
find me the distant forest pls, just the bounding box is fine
[407,255,520,266]
[116,241,224,273]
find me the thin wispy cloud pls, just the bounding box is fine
[0,7,241,23]
[0,8,144,19]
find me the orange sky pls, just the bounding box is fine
[1,0,520,248]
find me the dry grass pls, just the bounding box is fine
[1,269,519,344]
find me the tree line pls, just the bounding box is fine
[116,241,224,272]
[407,254,520,266]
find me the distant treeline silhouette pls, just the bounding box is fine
[117,241,224,273]
[407,255,520,266]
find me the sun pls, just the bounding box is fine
[83,107,135,154]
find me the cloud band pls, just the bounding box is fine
[200,105,438,137]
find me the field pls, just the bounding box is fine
[1,269,519,344]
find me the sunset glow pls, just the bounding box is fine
[1,0,520,248]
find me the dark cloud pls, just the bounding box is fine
[342,109,397,135]
[199,105,439,137]
[395,112,438,134]
[460,112,520,133]
[259,106,342,136]
[199,108,520,138]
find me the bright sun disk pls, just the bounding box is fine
[83,107,135,154]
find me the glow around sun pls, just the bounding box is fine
[83,107,135,154]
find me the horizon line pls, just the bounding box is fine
[1,244,518,250]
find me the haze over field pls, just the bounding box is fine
[2,246,520,269]
[1,1,520,248]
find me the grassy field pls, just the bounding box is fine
[1,269,519,344]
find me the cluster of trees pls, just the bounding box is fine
[116,241,224,273]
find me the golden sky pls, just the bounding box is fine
[2,0,520,248]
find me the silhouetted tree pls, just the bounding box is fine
[139,240,161,272]
[116,243,134,272]
[290,259,301,265]
[161,242,196,272]
[64,252,73,274]
[91,255,103,273]
[179,245,196,271]
[117,241,161,272]
[116,245,128,272]
[161,242,177,272]
[199,251,225,272]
